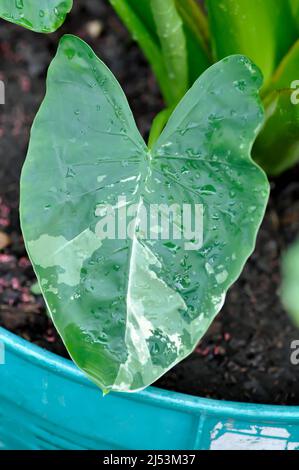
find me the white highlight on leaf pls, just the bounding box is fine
[113,222,188,390]
[97,174,106,183]
[216,270,229,284]
[27,229,102,287]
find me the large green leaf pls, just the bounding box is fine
[282,240,299,327]
[253,89,299,175]
[20,35,269,393]
[206,0,298,85]
[0,0,73,33]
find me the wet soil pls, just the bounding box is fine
[0,0,299,405]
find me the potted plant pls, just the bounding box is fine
[1,0,299,450]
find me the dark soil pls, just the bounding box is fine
[0,0,299,405]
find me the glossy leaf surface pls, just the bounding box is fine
[206,0,297,84]
[253,90,299,175]
[21,35,269,393]
[282,240,299,327]
[0,0,73,33]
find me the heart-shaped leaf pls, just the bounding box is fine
[20,35,269,393]
[282,239,299,327]
[0,0,73,33]
[206,0,297,85]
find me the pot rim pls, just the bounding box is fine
[1,326,299,421]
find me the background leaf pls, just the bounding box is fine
[176,0,210,47]
[282,239,299,327]
[253,89,299,175]
[0,0,73,33]
[110,0,210,105]
[174,0,211,85]
[290,0,299,29]
[206,0,298,85]
[126,0,158,41]
[266,39,299,93]
[21,36,269,393]
[109,0,172,105]
[150,0,188,104]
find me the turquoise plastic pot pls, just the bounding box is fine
[1,326,299,450]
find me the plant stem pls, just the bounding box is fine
[148,108,173,149]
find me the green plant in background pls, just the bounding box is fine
[0,0,73,33]
[2,0,298,392]
[2,0,299,175]
[110,0,299,176]
[20,35,269,393]
[282,240,299,327]
[109,0,210,109]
